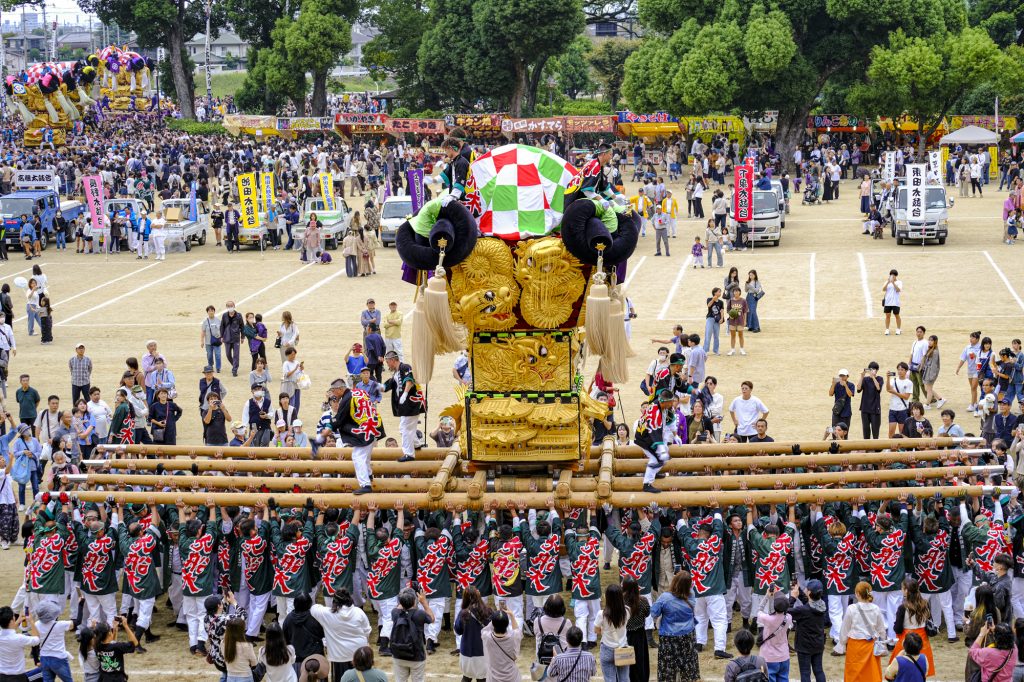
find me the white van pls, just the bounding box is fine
[729,189,783,247]
[892,185,952,245]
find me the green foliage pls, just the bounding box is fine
[588,40,638,110]
[226,0,293,49]
[549,36,594,100]
[968,0,1024,48]
[742,7,797,83]
[167,119,227,135]
[850,27,1018,152]
[363,0,430,103]
[561,99,612,115]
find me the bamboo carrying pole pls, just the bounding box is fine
[71,465,1004,497]
[82,458,443,476]
[581,449,988,474]
[67,485,1016,511]
[93,437,981,461]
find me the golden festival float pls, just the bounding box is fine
[71,143,1012,508]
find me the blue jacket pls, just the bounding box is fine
[650,592,695,637]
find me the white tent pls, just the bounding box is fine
[939,125,998,145]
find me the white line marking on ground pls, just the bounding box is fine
[657,255,693,320]
[983,250,1024,311]
[235,262,317,307]
[15,262,163,323]
[57,261,206,325]
[264,267,349,316]
[808,252,816,320]
[857,252,873,319]
[622,254,647,286]
[2,263,46,280]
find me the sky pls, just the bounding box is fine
[2,1,97,27]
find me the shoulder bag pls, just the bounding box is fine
[207,319,222,347]
[853,604,887,657]
[967,648,1012,682]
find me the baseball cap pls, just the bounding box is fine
[352,343,362,352]
[293,419,303,427]
[75,342,85,349]
[837,369,849,376]
[276,419,287,427]
[202,365,214,373]
[231,420,245,432]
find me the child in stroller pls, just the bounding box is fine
[802,175,821,205]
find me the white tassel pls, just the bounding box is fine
[584,281,611,358]
[15,99,33,125]
[43,96,59,123]
[57,90,79,119]
[411,294,435,384]
[77,86,95,106]
[141,69,150,91]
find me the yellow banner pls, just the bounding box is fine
[236,173,259,230]
[319,172,335,211]
[261,172,276,215]
[989,146,999,180]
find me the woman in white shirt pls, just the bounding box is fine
[594,583,631,682]
[259,622,297,682]
[25,278,42,337]
[310,590,372,682]
[280,346,304,413]
[277,311,299,361]
[881,269,902,336]
[836,581,887,682]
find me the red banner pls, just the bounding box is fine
[386,118,446,135]
[564,116,617,134]
[334,113,388,126]
[733,165,754,223]
[500,117,565,134]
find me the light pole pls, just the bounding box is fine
[204,0,213,115]
[547,75,556,108]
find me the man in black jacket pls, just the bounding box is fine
[382,352,425,463]
[282,593,325,663]
[329,379,382,494]
[221,301,244,377]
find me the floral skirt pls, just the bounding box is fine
[657,632,700,682]
[0,503,18,542]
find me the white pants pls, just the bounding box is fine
[168,573,184,623]
[669,218,677,237]
[85,593,118,627]
[750,592,766,623]
[928,590,956,639]
[827,595,850,642]
[952,567,972,625]
[26,591,62,614]
[694,594,728,651]
[385,338,403,362]
[574,599,601,643]
[874,591,902,642]
[246,591,271,637]
[276,596,295,620]
[373,596,399,639]
[399,415,418,456]
[493,594,524,625]
[424,597,447,642]
[642,445,668,485]
[183,595,207,647]
[352,444,374,487]
[134,596,155,630]
[726,573,752,619]
[127,231,137,250]
[152,234,166,259]
[136,238,150,257]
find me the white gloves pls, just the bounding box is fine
[399,392,408,405]
[440,194,457,207]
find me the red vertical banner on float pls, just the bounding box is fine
[734,164,753,222]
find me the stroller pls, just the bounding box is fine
[802,176,822,205]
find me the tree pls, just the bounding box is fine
[157,50,196,100]
[284,0,353,116]
[589,39,636,109]
[623,0,970,169]
[471,0,585,115]
[362,0,430,104]
[416,0,485,110]
[850,28,1019,157]
[79,0,227,119]
[582,0,638,36]
[549,35,593,99]
[968,0,1024,47]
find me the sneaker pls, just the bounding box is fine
[714,650,733,659]
[694,643,704,653]
[727,349,736,356]
[923,403,931,410]
[641,484,661,494]
[1,542,7,550]
[936,398,946,408]
[884,329,890,335]
[739,349,747,356]
[895,329,902,335]
[397,455,415,463]
[353,486,373,495]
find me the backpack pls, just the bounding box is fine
[389,609,419,661]
[733,657,769,682]
[537,618,566,664]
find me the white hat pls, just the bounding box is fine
[293,419,303,427]
[837,369,849,376]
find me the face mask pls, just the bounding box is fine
[253,391,264,399]
[227,307,235,314]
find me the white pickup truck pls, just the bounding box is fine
[158,198,210,251]
[291,197,352,250]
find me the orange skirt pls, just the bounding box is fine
[845,637,882,682]
[889,629,935,676]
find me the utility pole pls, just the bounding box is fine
[204,0,213,114]
[0,8,6,118]
[40,1,47,62]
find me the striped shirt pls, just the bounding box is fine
[69,355,93,386]
[545,647,596,682]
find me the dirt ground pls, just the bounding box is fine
[0,171,1016,680]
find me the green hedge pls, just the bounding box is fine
[167,119,227,135]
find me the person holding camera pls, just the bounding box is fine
[886,363,913,437]
[882,269,903,336]
[202,391,231,446]
[829,370,855,428]
[93,614,139,682]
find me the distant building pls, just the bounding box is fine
[584,20,640,40]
